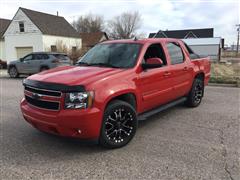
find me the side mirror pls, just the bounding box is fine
[142,57,163,70]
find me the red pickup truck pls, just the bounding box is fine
[21,38,210,148]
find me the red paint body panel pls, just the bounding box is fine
[20,38,211,140]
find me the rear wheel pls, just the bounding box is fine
[9,66,19,78]
[99,100,138,148]
[40,67,48,72]
[186,78,204,107]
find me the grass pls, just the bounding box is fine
[210,62,240,85]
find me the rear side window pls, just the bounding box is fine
[53,54,69,60]
[166,43,184,65]
[35,54,49,60]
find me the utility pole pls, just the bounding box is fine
[236,24,240,56]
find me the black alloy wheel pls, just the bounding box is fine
[186,78,204,107]
[99,100,137,148]
[9,66,19,78]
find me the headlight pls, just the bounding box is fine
[65,91,94,109]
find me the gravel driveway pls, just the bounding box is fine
[0,77,239,180]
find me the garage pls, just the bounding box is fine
[16,47,33,59]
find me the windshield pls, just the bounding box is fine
[77,43,141,68]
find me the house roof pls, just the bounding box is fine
[80,32,108,47]
[19,7,79,38]
[0,18,11,39]
[149,28,214,39]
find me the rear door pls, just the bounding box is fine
[165,41,192,99]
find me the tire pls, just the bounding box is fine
[186,78,204,107]
[9,66,19,78]
[40,67,49,72]
[99,100,138,149]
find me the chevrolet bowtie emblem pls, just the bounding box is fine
[32,93,42,100]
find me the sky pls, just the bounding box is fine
[0,0,239,46]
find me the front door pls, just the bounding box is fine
[18,54,34,74]
[138,43,174,112]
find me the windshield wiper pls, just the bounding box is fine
[88,63,119,68]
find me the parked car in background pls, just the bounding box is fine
[8,52,71,78]
[0,59,7,69]
[21,38,210,148]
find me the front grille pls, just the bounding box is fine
[25,86,61,97]
[24,85,61,111]
[25,95,60,110]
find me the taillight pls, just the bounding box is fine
[52,59,60,63]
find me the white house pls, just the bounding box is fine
[182,37,222,61]
[149,28,223,61]
[0,18,11,61]
[2,7,82,63]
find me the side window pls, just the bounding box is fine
[34,54,48,60]
[143,43,167,65]
[166,43,184,65]
[23,54,33,61]
[42,54,49,59]
[35,54,43,60]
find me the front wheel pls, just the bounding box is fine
[9,66,19,78]
[99,100,138,148]
[186,78,204,107]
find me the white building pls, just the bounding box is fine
[0,18,11,61]
[149,28,223,61]
[1,7,82,63]
[182,37,222,61]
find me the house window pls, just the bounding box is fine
[19,22,25,32]
[72,46,77,53]
[51,45,57,52]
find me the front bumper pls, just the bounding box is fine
[20,98,102,139]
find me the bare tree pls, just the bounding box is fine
[72,13,104,33]
[107,11,142,39]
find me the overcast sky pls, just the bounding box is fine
[1,0,239,45]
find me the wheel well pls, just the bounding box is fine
[108,93,137,110]
[8,65,17,71]
[40,66,49,70]
[195,72,204,81]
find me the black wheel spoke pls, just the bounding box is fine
[105,107,135,144]
[193,82,203,104]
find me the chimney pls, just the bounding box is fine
[57,11,59,16]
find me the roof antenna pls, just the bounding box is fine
[57,11,59,16]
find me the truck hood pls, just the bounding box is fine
[28,66,125,86]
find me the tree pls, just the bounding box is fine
[72,13,104,33]
[107,11,142,39]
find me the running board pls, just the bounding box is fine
[137,97,187,121]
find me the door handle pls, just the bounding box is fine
[163,72,171,77]
[183,67,188,71]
